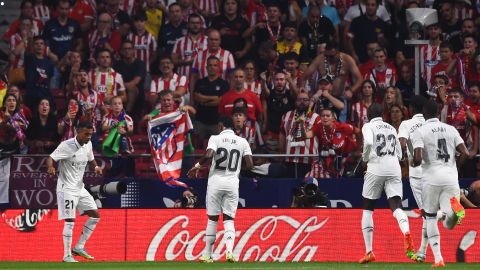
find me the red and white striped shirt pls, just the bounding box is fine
[196,0,219,15]
[119,0,139,16]
[9,34,25,69]
[150,73,188,94]
[75,89,104,131]
[364,67,397,90]
[281,110,320,164]
[244,80,262,97]
[420,44,441,89]
[33,4,50,24]
[127,31,157,72]
[350,101,370,129]
[192,48,236,80]
[88,68,126,101]
[173,34,208,78]
[234,125,256,148]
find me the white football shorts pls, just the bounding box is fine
[409,176,423,209]
[206,186,239,218]
[362,172,403,200]
[57,187,97,220]
[422,183,460,215]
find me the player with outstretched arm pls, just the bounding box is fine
[46,121,102,263]
[411,100,468,268]
[187,116,254,263]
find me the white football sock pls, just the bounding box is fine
[443,209,457,230]
[75,217,100,249]
[223,220,235,253]
[426,216,443,263]
[63,222,75,258]
[418,217,428,256]
[361,210,374,254]
[393,208,410,235]
[204,219,218,258]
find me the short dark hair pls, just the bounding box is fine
[440,41,454,51]
[206,56,220,64]
[283,21,297,30]
[325,40,339,51]
[188,13,202,23]
[448,87,464,97]
[232,106,247,116]
[32,35,44,43]
[423,100,439,119]
[409,95,427,115]
[367,103,384,120]
[77,121,94,130]
[283,52,299,63]
[218,116,234,129]
[96,48,112,59]
[133,10,147,21]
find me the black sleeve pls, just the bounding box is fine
[73,21,82,39]
[194,79,203,94]
[135,60,146,78]
[210,16,222,30]
[298,21,308,39]
[220,79,229,94]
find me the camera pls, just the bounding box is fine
[292,183,329,208]
[87,181,128,199]
[406,8,438,39]
[181,195,198,208]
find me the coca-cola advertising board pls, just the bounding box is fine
[0,209,478,262]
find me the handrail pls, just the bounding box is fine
[12,153,319,158]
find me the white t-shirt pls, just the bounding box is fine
[50,137,94,194]
[344,3,391,23]
[207,129,252,191]
[411,118,464,186]
[362,117,401,176]
[398,114,425,178]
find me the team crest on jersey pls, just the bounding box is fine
[68,26,74,33]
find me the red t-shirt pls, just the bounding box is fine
[218,90,263,121]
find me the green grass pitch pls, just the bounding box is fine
[0,262,479,270]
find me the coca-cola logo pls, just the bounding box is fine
[146,215,328,262]
[1,209,51,231]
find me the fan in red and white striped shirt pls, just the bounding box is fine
[196,0,220,17]
[88,50,126,105]
[172,14,208,79]
[33,3,50,24]
[280,109,320,165]
[243,60,262,97]
[191,30,235,83]
[127,18,157,73]
[420,45,441,89]
[9,33,26,69]
[363,49,396,90]
[232,107,258,150]
[149,56,189,108]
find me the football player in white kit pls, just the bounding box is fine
[359,104,415,264]
[398,95,428,262]
[187,116,253,263]
[47,121,102,263]
[411,100,468,268]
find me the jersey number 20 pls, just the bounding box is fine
[214,147,241,172]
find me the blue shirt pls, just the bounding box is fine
[25,54,54,98]
[43,18,81,58]
[159,21,187,54]
[302,5,340,27]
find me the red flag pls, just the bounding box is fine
[147,111,193,187]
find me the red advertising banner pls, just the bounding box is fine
[0,209,478,262]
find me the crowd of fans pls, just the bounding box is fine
[1,0,480,180]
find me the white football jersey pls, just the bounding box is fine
[50,137,94,194]
[398,114,425,178]
[362,117,402,176]
[207,129,252,190]
[411,118,464,186]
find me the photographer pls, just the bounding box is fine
[291,181,329,208]
[174,187,199,208]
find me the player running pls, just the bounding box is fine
[412,100,468,268]
[47,121,102,263]
[398,95,429,262]
[187,116,254,263]
[359,104,415,264]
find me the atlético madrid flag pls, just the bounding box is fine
[148,111,193,187]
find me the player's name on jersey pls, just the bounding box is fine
[431,126,447,134]
[375,124,394,130]
[222,138,239,145]
[409,122,423,133]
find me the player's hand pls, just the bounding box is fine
[94,166,103,175]
[187,167,200,178]
[47,166,56,176]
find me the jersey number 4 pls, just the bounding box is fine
[437,138,450,162]
[214,147,241,172]
[376,134,396,156]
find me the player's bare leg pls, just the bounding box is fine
[425,211,445,267]
[72,209,100,260]
[224,214,236,263]
[388,196,416,260]
[63,218,77,263]
[359,198,376,264]
[200,215,218,263]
